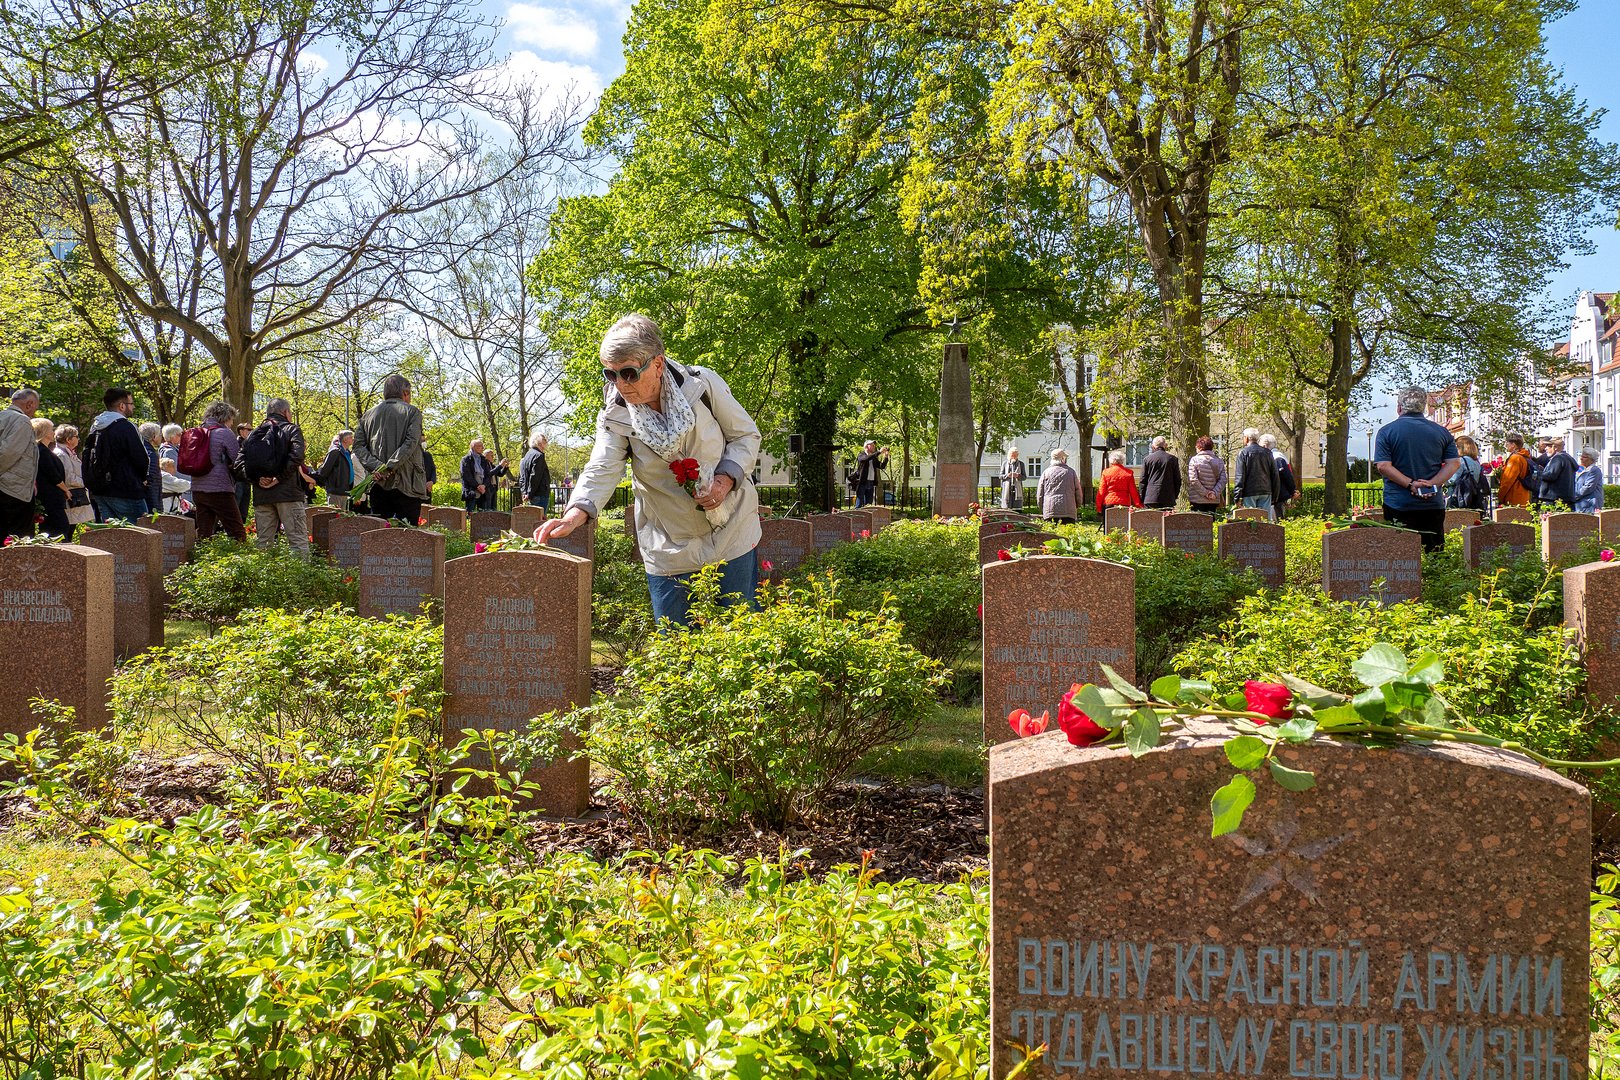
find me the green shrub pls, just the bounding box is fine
[168,538,356,625]
[1172,590,1620,792]
[426,524,475,560]
[112,607,443,796]
[1281,516,1326,586]
[1606,484,1620,510]
[548,573,947,833]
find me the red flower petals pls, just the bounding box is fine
[1058,683,1108,747]
[1008,708,1051,738]
[1242,680,1291,720]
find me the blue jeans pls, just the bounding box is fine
[646,547,760,629]
[1240,495,1273,515]
[95,496,150,523]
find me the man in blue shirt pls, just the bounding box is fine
[1373,386,1460,551]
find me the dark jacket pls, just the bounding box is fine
[1234,443,1277,500]
[518,446,551,505]
[854,448,887,484]
[36,442,68,536]
[249,413,307,506]
[1276,456,1297,503]
[460,452,488,499]
[145,442,161,513]
[85,415,150,501]
[422,450,436,485]
[1138,448,1182,506]
[1539,450,1577,506]
[316,446,354,496]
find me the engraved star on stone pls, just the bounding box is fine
[1229,807,1355,908]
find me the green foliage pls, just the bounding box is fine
[590,515,656,667]
[1594,864,1620,1076]
[425,524,474,560]
[795,520,979,681]
[1281,516,1326,586]
[168,538,356,626]
[1171,590,1619,795]
[111,608,442,797]
[1419,529,1565,628]
[0,726,990,1079]
[548,573,947,833]
[1605,485,1620,510]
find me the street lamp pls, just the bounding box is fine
[1365,429,1374,484]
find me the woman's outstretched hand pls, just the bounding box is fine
[536,508,587,543]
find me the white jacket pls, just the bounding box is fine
[567,364,762,576]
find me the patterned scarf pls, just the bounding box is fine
[628,373,697,462]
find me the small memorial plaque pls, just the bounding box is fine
[936,462,975,517]
[442,549,591,815]
[1128,509,1166,542]
[843,509,874,539]
[1443,509,1481,532]
[546,520,594,564]
[306,506,340,552]
[1541,512,1596,565]
[0,544,114,736]
[1566,560,1620,708]
[1232,507,1270,522]
[989,723,1590,1080]
[1495,506,1533,525]
[868,507,892,533]
[981,556,1134,745]
[326,515,387,574]
[424,506,467,533]
[469,511,511,544]
[1217,520,1285,588]
[358,528,445,619]
[1103,507,1131,533]
[808,513,852,552]
[510,505,547,538]
[1462,522,1534,569]
[1321,527,1421,604]
[137,513,194,578]
[759,518,813,583]
[79,525,164,656]
[979,531,1055,567]
[1159,512,1213,554]
[1599,509,1620,543]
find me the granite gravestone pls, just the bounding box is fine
[326,515,387,574]
[758,518,813,584]
[0,544,113,736]
[137,513,194,578]
[1565,560,1620,708]
[1217,520,1285,588]
[936,462,976,518]
[843,509,874,539]
[808,513,852,552]
[1495,506,1533,525]
[989,722,1589,1080]
[1541,513,1596,565]
[1443,509,1481,532]
[1232,507,1270,522]
[358,528,445,619]
[469,511,511,544]
[1600,509,1620,544]
[79,525,163,656]
[1104,507,1131,533]
[1462,523,1535,569]
[1321,527,1422,604]
[442,549,591,816]
[510,505,548,538]
[1159,512,1213,555]
[868,507,892,533]
[424,506,467,533]
[981,556,1134,745]
[980,532,1057,567]
[546,520,594,564]
[1128,509,1166,542]
[306,506,339,552]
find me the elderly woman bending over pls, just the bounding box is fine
[537,314,762,627]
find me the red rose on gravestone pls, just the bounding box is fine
[1000,523,1011,533]
[997,549,1013,561]
[1242,680,1291,720]
[1008,708,1050,738]
[1058,684,1108,747]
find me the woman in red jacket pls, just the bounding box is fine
[1096,449,1143,513]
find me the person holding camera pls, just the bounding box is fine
[1373,385,1459,551]
[853,440,888,507]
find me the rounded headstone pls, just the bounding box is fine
[807,513,852,551]
[1159,512,1213,554]
[759,518,813,583]
[469,510,511,544]
[1322,527,1421,604]
[0,544,114,736]
[1461,522,1534,569]
[358,527,445,619]
[326,514,387,574]
[1217,519,1285,588]
[1494,506,1533,525]
[78,525,164,656]
[424,506,467,534]
[1541,512,1596,566]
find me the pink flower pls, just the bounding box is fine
[761,560,773,572]
[1604,549,1616,563]
[860,529,870,539]
[1000,524,1011,533]
[1008,709,1050,738]
[474,542,487,553]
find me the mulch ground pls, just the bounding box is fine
[0,753,988,885]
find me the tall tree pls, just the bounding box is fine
[37,0,584,419]
[1222,0,1620,513]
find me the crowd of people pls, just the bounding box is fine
[0,375,561,550]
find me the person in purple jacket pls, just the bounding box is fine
[190,400,247,540]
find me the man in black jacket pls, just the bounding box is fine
[1137,436,1182,508]
[1537,438,1577,507]
[853,440,888,507]
[84,387,153,522]
[460,439,490,515]
[1232,428,1278,519]
[518,432,552,511]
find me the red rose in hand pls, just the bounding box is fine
[1058,683,1107,747]
[1242,680,1291,721]
[1008,708,1050,738]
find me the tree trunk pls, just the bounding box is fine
[899,402,911,509]
[223,343,254,422]
[793,397,838,512]
[1165,294,1211,462]
[1077,410,1096,511]
[1321,315,1355,516]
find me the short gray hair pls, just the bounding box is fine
[1397,386,1428,415]
[1108,449,1126,466]
[9,387,37,405]
[600,314,665,366]
[266,398,291,418]
[1150,435,1167,450]
[1259,433,1276,448]
[528,431,548,451]
[382,373,410,399]
[161,423,181,439]
[1051,448,1068,462]
[1504,431,1525,447]
[1582,448,1597,462]
[138,421,161,443]
[202,400,236,426]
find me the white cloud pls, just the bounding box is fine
[504,3,599,58]
[493,50,604,115]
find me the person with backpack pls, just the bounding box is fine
[1494,434,1534,507]
[241,398,308,556]
[535,314,762,628]
[84,387,153,522]
[1447,434,1490,514]
[1575,448,1604,513]
[183,401,247,541]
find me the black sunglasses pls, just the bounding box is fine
[601,354,660,384]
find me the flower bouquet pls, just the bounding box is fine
[668,456,733,529]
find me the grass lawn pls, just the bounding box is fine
[0,831,134,902]
[858,703,984,788]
